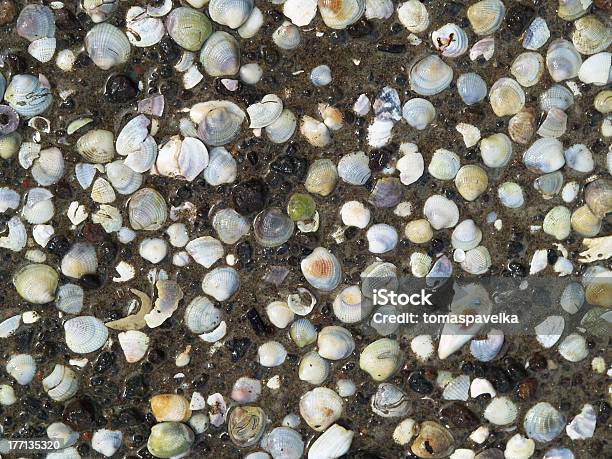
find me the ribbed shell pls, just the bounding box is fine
[16,4,55,41]
[428,149,460,180]
[409,55,453,96]
[402,98,436,130]
[523,138,565,173]
[76,129,115,164]
[470,329,504,362]
[201,267,240,301]
[247,94,283,129]
[85,23,131,70]
[253,207,294,247]
[451,219,482,250]
[318,326,355,360]
[203,147,237,185]
[524,402,566,442]
[338,151,371,185]
[371,383,410,418]
[212,208,249,244]
[366,224,398,254]
[455,165,488,201]
[301,247,342,291]
[31,147,64,186]
[432,23,469,57]
[305,159,338,196]
[299,387,343,431]
[56,283,84,314]
[359,338,403,381]
[457,73,488,105]
[572,15,612,55]
[6,354,36,385]
[196,102,245,146]
[423,194,459,230]
[209,0,254,29]
[484,396,518,425]
[184,296,221,334]
[511,52,545,87]
[265,109,297,143]
[128,188,168,231]
[333,285,367,323]
[263,427,304,458]
[4,74,52,118]
[42,364,79,402]
[467,0,506,35]
[185,236,224,268]
[106,160,143,195]
[546,39,582,82]
[489,78,525,117]
[13,263,58,304]
[64,316,108,354]
[200,31,240,77]
[290,318,318,347]
[61,242,98,279]
[165,7,212,51]
[319,0,366,29]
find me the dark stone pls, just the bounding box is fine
[516,377,538,400]
[105,74,139,104]
[528,352,547,371]
[408,369,434,394]
[440,402,480,429]
[63,398,98,431]
[270,154,308,179]
[54,7,82,32]
[376,42,406,54]
[506,3,536,37]
[0,0,16,27]
[226,337,251,362]
[47,235,71,258]
[81,223,106,243]
[232,178,268,215]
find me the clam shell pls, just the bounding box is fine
[397,0,430,33]
[428,149,460,180]
[118,330,149,363]
[151,394,191,422]
[318,326,354,360]
[258,340,287,367]
[300,387,343,431]
[333,285,369,323]
[56,283,84,314]
[467,0,506,35]
[508,108,537,144]
[77,129,115,164]
[200,31,240,77]
[543,206,571,240]
[371,383,410,418]
[4,74,52,118]
[128,188,168,231]
[91,429,122,458]
[540,84,575,112]
[489,78,525,117]
[61,243,98,279]
[266,300,294,329]
[409,55,453,96]
[534,172,564,199]
[432,23,468,57]
[319,0,365,29]
[571,205,601,237]
[16,4,55,41]
[522,138,565,173]
[572,15,612,55]
[126,7,165,48]
[238,6,264,38]
[305,159,338,196]
[423,194,459,230]
[560,282,585,314]
[366,224,398,254]
[338,151,371,185]
[85,23,131,70]
[397,146,424,185]
[457,72,487,105]
[310,64,332,86]
[405,219,433,244]
[265,109,297,143]
[301,115,332,147]
[451,219,482,251]
[91,177,116,204]
[203,147,237,185]
[298,350,330,385]
[537,108,567,138]
[546,39,582,82]
[504,434,535,459]
[511,52,545,87]
[524,402,566,442]
[185,296,222,334]
[411,421,455,459]
[21,187,54,224]
[231,377,262,404]
[308,424,354,459]
[185,236,224,268]
[290,318,318,348]
[196,101,245,146]
[301,247,342,291]
[558,0,591,21]
[584,178,612,218]
[262,427,304,458]
[13,263,58,304]
[498,182,525,208]
[212,208,249,244]
[247,94,283,129]
[253,207,294,247]
[6,354,36,385]
[470,329,504,362]
[273,21,301,50]
[402,98,436,130]
[558,333,588,362]
[460,246,491,274]
[147,422,194,458]
[64,316,108,354]
[535,315,565,348]
[566,403,597,440]
[523,17,550,50]
[42,364,79,402]
[201,266,240,301]
[442,375,470,401]
[30,147,64,186]
[28,37,56,63]
[360,338,404,381]
[166,7,212,51]
[209,0,254,29]
[228,406,266,447]
[455,165,488,201]
[484,396,518,425]
[480,133,512,168]
[106,160,143,195]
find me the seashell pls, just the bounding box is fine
[566,403,596,440]
[457,73,487,106]
[523,402,566,443]
[91,177,116,204]
[560,282,584,314]
[209,0,254,29]
[125,7,165,48]
[0,187,19,213]
[498,182,524,208]
[508,108,536,144]
[535,315,565,348]
[543,448,575,459]
[310,64,332,87]
[55,284,84,315]
[396,145,424,185]
[442,375,470,401]
[0,216,26,252]
[558,0,592,21]
[258,341,287,367]
[61,243,98,279]
[558,333,588,362]
[253,207,294,247]
[484,396,518,425]
[540,85,575,112]
[534,171,564,199]
[424,194,459,230]
[409,55,453,96]
[265,300,294,329]
[299,387,343,432]
[0,314,21,339]
[248,94,283,129]
[360,338,404,381]
[301,115,332,148]
[480,133,512,168]
[537,108,567,138]
[361,261,398,299]
[265,109,297,143]
[426,256,452,287]
[546,39,582,82]
[151,394,191,422]
[76,129,114,164]
[410,252,432,277]
[118,330,149,363]
[0,131,22,158]
[238,6,264,38]
[432,23,468,58]
[504,434,535,459]
[405,219,433,244]
[228,406,266,448]
[318,0,365,29]
[428,149,460,180]
[308,424,354,459]
[584,178,612,218]
[166,7,212,51]
[212,208,249,244]
[106,160,142,195]
[195,101,245,146]
[138,238,167,264]
[301,247,342,291]
[28,37,56,63]
[469,36,495,61]
[371,383,410,418]
[273,21,301,50]
[64,316,108,354]
[578,52,612,85]
[201,147,236,186]
[333,285,370,324]
[393,418,417,446]
[287,288,316,316]
[367,118,394,148]
[262,427,304,458]
[128,188,167,231]
[467,0,505,35]
[305,159,338,196]
[91,429,122,458]
[583,267,612,307]
[29,147,63,187]
[6,354,36,385]
[470,329,504,362]
[46,422,79,448]
[452,218,484,250]
[116,114,150,156]
[42,364,78,402]
[340,200,371,228]
[397,0,429,33]
[511,52,545,87]
[184,296,221,335]
[21,187,54,224]
[522,138,565,173]
[489,78,525,117]
[571,205,601,237]
[375,87,402,122]
[366,224,398,254]
[201,266,240,301]
[85,23,131,70]
[338,151,371,185]
[13,263,58,304]
[461,246,491,274]
[455,165,488,201]
[185,236,224,268]
[231,377,262,404]
[156,135,209,181]
[290,318,318,348]
[402,98,436,130]
[543,206,571,240]
[523,17,550,50]
[318,326,354,360]
[579,306,611,338]
[298,350,330,385]
[411,421,455,459]
[572,15,611,55]
[200,31,240,77]
[4,74,52,118]
[16,5,54,42]
[287,193,316,222]
[147,422,194,458]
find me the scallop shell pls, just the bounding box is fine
[489,78,526,117]
[13,263,58,304]
[442,375,470,401]
[540,84,575,112]
[511,52,545,87]
[524,402,566,442]
[397,0,430,33]
[42,364,79,402]
[572,15,612,55]
[85,23,131,70]
[338,151,371,185]
[91,177,116,204]
[55,283,84,314]
[455,165,488,201]
[184,296,222,334]
[290,318,318,348]
[31,147,64,186]
[201,266,240,301]
[305,159,338,196]
[460,246,491,274]
[128,188,167,231]
[64,316,108,354]
[424,194,459,230]
[484,396,518,425]
[508,108,537,144]
[409,55,453,96]
[91,429,122,458]
[28,37,56,63]
[6,354,36,385]
[428,149,460,180]
[457,72,487,106]
[200,31,240,77]
[360,338,404,381]
[546,39,582,82]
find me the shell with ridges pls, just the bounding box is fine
[467,0,506,35]
[359,338,404,381]
[457,72,487,106]
[13,263,58,304]
[409,55,453,96]
[85,23,131,70]
[64,316,108,354]
[489,78,525,117]
[200,31,240,77]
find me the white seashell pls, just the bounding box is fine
[564,144,594,173]
[537,108,567,138]
[61,243,98,279]
[46,423,79,448]
[402,98,435,130]
[42,364,79,402]
[199,320,227,342]
[301,247,342,292]
[397,0,429,33]
[561,181,580,203]
[484,396,518,425]
[523,402,566,442]
[523,138,565,173]
[560,282,584,314]
[442,375,470,401]
[193,100,245,146]
[139,238,167,264]
[106,160,142,195]
[367,224,398,254]
[410,252,432,278]
[480,133,512,168]
[469,36,495,61]
[300,387,343,432]
[0,216,26,252]
[558,0,593,21]
[199,31,240,76]
[201,266,240,301]
[456,164,489,200]
[396,145,424,185]
[457,73,487,105]
[91,177,116,204]
[64,316,108,354]
[266,301,294,329]
[184,296,221,334]
[340,201,371,228]
[212,208,249,244]
[393,418,417,446]
[231,377,261,404]
[311,65,332,87]
[290,318,318,348]
[423,194,459,230]
[92,205,122,233]
[85,23,131,70]
[126,7,165,47]
[208,0,254,29]
[0,187,20,212]
[566,404,596,440]
[523,17,550,50]
[338,151,370,185]
[28,37,56,63]
[6,354,36,385]
[432,23,468,58]
[546,39,582,82]
[336,379,357,397]
[543,448,574,459]
[238,7,264,38]
[257,341,287,367]
[240,63,263,85]
[203,147,237,185]
[529,249,548,275]
[540,84,575,112]
[461,246,491,274]
[451,220,482,250]
[511,52,545,87]
[498,182,524,209]
[353,94,371,116]
[56,284,84,314]
[118,330,149,363]
[572,15,611,55]
[578,52,611,86]
[155,136,209,182]
[467,0,505,35]
[262,427,304,458]
[535,315,565,348]
[283,0,317,26]
[301,115,332,147]
[558,333,588,362]
[4,74,52,118]
[470,378,496,398]
[66,201,88,226]
[456,123,481,148]
[410,335,434,361]
[21,187,54,224]
[333,285,368,324]
[307,423,354,459]
[371,383,410,418]
[265,109,297,143]
[13,263,58,304]
[273,21,301,50]
[318,326,355,360]
[0,315,21,339]
[248,94,283,129]
[428,149,460,180]
[359,338,403,381]
[91,429,122,458]
[470,329,504,362]
[75,163,96,190]
[298,350,330,385]
[489,78,525,117]
[367,118,394,148]
[504,434,535,459]
[409,55,453,96]
[543,206,571,240]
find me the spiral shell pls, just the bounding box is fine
[85,23,131,70]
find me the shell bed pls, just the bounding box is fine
[0,0,610,458]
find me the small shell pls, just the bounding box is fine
[200,31,240,77]
[455,165,488,201]
[543,206,571,240]
[6,354,36,385]
[203,147,237,185]
[338,151,371,185]
[238,7,264,38]
[504,434,535,459]
[442,375,470,401]
[272,21,301,50]
[258,341,287,367]
[300,115,332,147]
[166,7,212,51]
[467,0,505,35]
[511,52,545,87]
[91,429,123,458]
[543,448,575,459]
[212,208,249,244]
[333,285,369,323]
[367,224,398,254]
[30,147,64,186]
[55,284,84,314]
[470,329,504,362]
[319,0,365,29]
[578,52,612,85]
[411,421,455,458]
[584,178,612,218]
[340,201,371,228]
[566,404,597,440]
[300,387,343,431]
[534,172,564,199]
[402,98,436,130]
[21,187,54,224]
[208,0,254,29]
[470,36,495,61]
[537,108,568,138]
[460,246,492,274]
[409,55,453,96]
[231,377,262,403]
[151,394,191,422]
[535,315,565,348]
[184,296,221,334]
[457,73,487,105]
[560,282,585,314]
[432,23,468,58]
[201,266,240,301]
[290,318,318,348]
[301,247,342,291]
[228,406,266,448]
[371,383,410,418]
[118,330,149,363]
[396,147,424,185]
[571,205,602,237]
[410,252,432,278]
[64,316,108,354]
[28,37,56,63]
[546,39,582,82]
[4,74,53,118]
[61,243,98,279]
[91,177,116,204]
[305,159,338,196]
[498,182,525,208]
[265,109,297,143]
[508,108,537,144]
[106,160,142,195]
[126,7,165,48]
[147,422,194,459]
[558,0,591,21]
[424,194,459,230]
[13,263,58,304]
[42,364,79,402]
[262,427,304,458]
[428,149,460,180]
[85,23,131,70]
[318,326,354,360]
[308,424,354,459]
[195,101,245,146]
[572,15,612,55]
[451,219,482,251]
[397,0,430,33]
[523,17,550,50]
[310,65,332,86]
[558,333,588,362]
[266,301,294,329]
[393,418,417,445]
[522,138,565,173]
[298,350,330,385]
[484,396,518,425]
[360,338,404,381]
[253,207,294,247]
[524,402,566,442]
[489,78,525,117]
[247,94,283,129]
[480,133,512,168]
[185,236,224,268]
[540,84,575,112]
[405,219,433,244]
[128,188,167,231]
